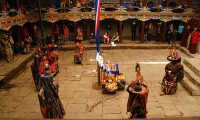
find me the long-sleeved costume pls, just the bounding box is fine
[31,51,42,91]
[38,74,65,119]
[127,63,149,119]
[48,44,59,76]
[161,62,184,94]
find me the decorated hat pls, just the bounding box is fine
[167,44,181,62]
[48,44,58,50]
[44,63,51,76]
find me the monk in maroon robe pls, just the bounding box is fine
[188,27,200,54]
[180,25,191,47]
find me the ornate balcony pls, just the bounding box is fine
[0,7,199,31]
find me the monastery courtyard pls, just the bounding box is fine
[0,41,200,119]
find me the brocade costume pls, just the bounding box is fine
[38,74,65,119]
[48,44,59,76]
[161,62,184,94]
[31,53,41,91]
[161,45,184,95]
[127,63,149,119]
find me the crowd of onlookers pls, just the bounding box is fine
[0,0,194,18]
[0,18,199,63]
[0,25,37,63]
[0,31,33,63]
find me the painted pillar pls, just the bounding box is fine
[50,0,53,8]
[73,0,76,7]
[143,0,147,12]
[187,0,192,13]
[166,0,169,12]
[119,21,123,43]
[119,0,122,6]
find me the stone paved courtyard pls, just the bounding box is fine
[1,49,200,119]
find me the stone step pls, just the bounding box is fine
[180,76,200,96]
[183,58,200,77]
[184,64,200,88]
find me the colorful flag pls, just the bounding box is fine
[95,0,101,53]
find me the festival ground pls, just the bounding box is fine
[0,40,200,119]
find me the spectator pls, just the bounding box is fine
[0,32,14,63]
[131,20,137,41]
[76,27,83,42]
[80,0,86,6]
[89,33,95,44]
[2,0,10,11]
[180,25,191,47]
[162,0,167,7]
[111,32,120,43]
[24,36,33,53]
[148,23,153,42]
[14,41,22,55]
[172,28,177,44]
[22,26,29,42]
[18,5,25,14]
[188,27,200,54]
[156,22,163,43]
[147,0,155,8]
[63,26,69,43]
[105,20,112,33]
[46,34,52,45]
[177,23,185,41]
[60,0,66,13]
[32,25,38,46]
[76,1,81,7]
[54,24,60,43]
[103,32,110,44]
[90,21,95,36]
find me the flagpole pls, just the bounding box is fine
[95,0,101,85]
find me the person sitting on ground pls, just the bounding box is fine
[14,41,21,55]
[103,32,110,44]
[24,36,33,53]
[111,32,120,43]
[89,33,95,44]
